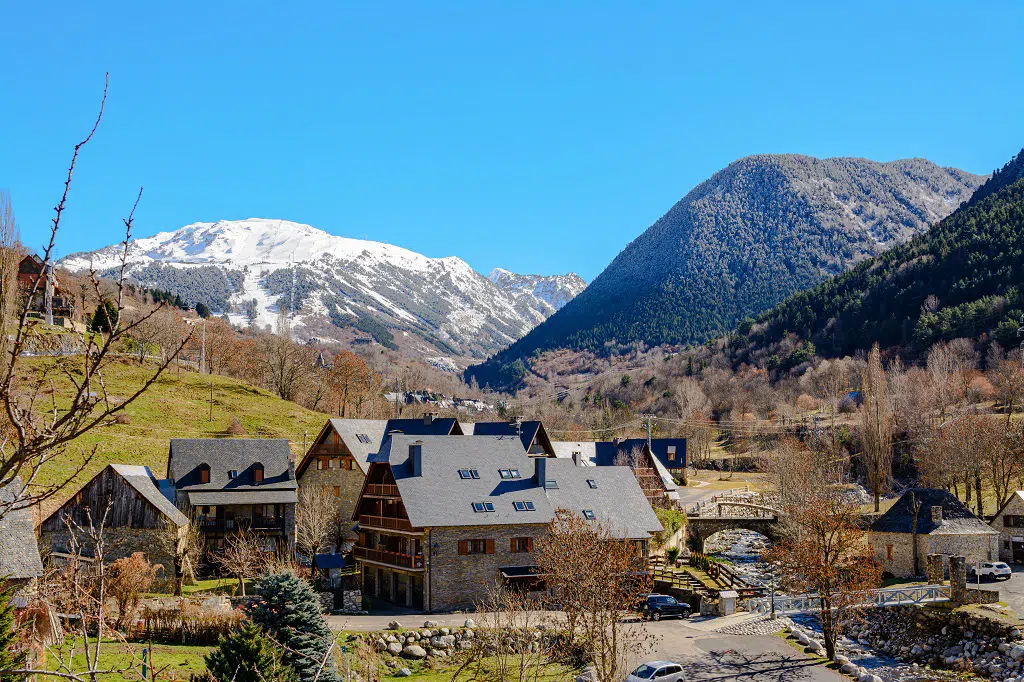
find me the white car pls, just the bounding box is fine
[970,561,1012,580]
[626,661,684,681]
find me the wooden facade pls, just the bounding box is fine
[41,466,171,532]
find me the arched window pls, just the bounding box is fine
[253,463,264,483]
[198,463,210,484]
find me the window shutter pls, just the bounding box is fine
[526,537,534,552]
[485,539,495,554]
[510,538,516,552]
[458,540,468,556]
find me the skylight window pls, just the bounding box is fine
[587,479,598,489]
[356,433,371,444]
[228,470,237,480]
[472,502,495,513]
[499,468,522,479]
[544,479,558,489]
[514,501,536,512]
[459,469,480,480]
[582,509,596,520]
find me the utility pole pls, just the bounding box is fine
[200,319,206,374]
[642,414,655,449]
[394,378,400,418]
[209,372,214,422]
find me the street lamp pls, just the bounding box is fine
[770,563,777,619]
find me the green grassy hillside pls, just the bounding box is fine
[23,358,330,520]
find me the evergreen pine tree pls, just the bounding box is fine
[0,579,26,681]
[205,622,297,682]
[249,573,339,682]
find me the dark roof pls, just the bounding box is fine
[381,417,463,441]
[313,553,346,570]
[109,465,188,526]
[870,488,998,535]
[368,435,660,539]
[644,439,688,468]
[296,419,388,477]
[593,439,653,467]
[472,421,545,453]
[168,439,297,495]
[0,479,44,579]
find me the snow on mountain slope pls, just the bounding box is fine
[59,219,585,360]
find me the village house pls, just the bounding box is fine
[552,438,682,506]
[0,478,44,596]
[470,419,556,456]
[869,488,999,578]
[989,491,1024,563]
[39,464,189,570]
[17,254,77,324]
[352,434,661,612]
[168,438,298,554]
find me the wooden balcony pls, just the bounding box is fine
[198,517,285,533]
[359,514,415,532]
[353,546,424,570]
[364,483,400,498]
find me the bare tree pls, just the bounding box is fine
[295,485,341,559]
[0,76,191,518]
[214,527,267,596]
[154,514,203,596]
[860,344,893,512]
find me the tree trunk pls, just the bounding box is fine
[976,474,984,517]
[238,576,245,596]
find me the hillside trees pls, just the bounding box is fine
[860,345,893,512]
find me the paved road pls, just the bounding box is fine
[330,612,839,681]
[988,565,1024,616]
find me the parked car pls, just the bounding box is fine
[969,561,1012,580]
[626,661,684,681]
[641,594,691,621]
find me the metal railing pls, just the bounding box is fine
[746,584,951,615]
[359,514,414,532]
[353,546,424,569]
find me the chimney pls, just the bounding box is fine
[534,457,547,487]
[423,412,437,426]
[931,505,943,526]
[572,451,582,467]
[409,441,423,477]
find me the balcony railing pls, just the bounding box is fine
[359,514,414,532]
[364,483,400,497]
[198,517,285,533]
[353,546,424,569]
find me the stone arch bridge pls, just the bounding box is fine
[686,511,781,552]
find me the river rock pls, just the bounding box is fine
[423,620,438,627]
[387,620,402,630]
[401,645,427,659]
[396,669,411,678]
[387,642,402,656]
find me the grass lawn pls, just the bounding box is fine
[22,357,331,520]
[46,639,213,681]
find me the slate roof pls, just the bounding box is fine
[168,439,297,506]
[870,488,998,535]
[551,439,679,498]
[295,419,388,477]
[0,478,44,580]
[472,421,550,454]
[381,417,463,440]
[369,435,660,539]
[109,464,188,526]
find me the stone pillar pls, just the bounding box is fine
[926,554,944,585]
[949,555,967,605]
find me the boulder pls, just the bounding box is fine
[441,627,450,635]
[396,669,412,678]
[840,663,858,675]
[834,655,850,666]
[387,620,402,630]
[374,638,387,651]
[401,645,427,659]
[1011,645,1024,661]
[463,629,474,639]
[423,620,438,627]
[387,642,402,656]
[797,633,810,646]
[464,618,476,628]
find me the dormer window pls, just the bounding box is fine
[254,463,264,483]
[198,464,210,484]
[582,509,596,520]
[228,470,237,480]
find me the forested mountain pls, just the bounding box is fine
[468,155,984,389]
[59,219,585,361]
[736,148,1024,360]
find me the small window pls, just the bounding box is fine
[228,470,237,480]
[356,433,371,444]
[514,501,536,512]
[199,466,210,484]
[254,465,264,482]
[582,509,596,520]
[586,479,598,489]
[468,539,488,554]
[511,537,533,553]
[499,468,521,479]
[459,468,480,480]
[472,502,496,513]
[886,544,893,560]
[510,468,521,478]
[544,479,558,489]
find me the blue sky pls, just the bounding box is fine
[1,2,1022,281]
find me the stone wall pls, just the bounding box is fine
[870,530,999,578]
[298,465,365,543]
[426,524,546,612]
[40,526,177,571]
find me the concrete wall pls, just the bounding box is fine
[425,524,546,612]
[871,530,999,578]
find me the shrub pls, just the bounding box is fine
[138,601,245,644]
[227,415,246,435]
[250,573,339,682]
[206,621,298,682]
[108,552,159,630]
[666,547,681,565]
[0,580,26,679]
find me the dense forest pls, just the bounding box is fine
[468,155,984,390]
[740,148,1024,363]
[109,263,245,312]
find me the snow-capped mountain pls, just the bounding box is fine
[59,219,585,360]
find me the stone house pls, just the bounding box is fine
[869,488,999,578]
[168,438,298,555]
[352,434,661,612]
[0,478,44,596]
[39,464,189,570]
[988,491,1024,563]
[551,438,681,506]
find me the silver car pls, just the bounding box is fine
[625,661,684,681]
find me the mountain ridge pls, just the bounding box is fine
[467,154,986,389]
[59,218,586,361]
